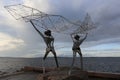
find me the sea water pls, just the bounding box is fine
[0,57,120,74]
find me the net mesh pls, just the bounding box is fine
[30,15,81,34]
[4,4,97,34]
[4,4,46,21]
[74,13,97,34]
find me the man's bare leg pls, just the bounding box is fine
[43,51,50,60]
[52,50,59,68]
[42,50,50,74]
[69,52,76,75]
[78,51,83,70]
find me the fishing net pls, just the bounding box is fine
[30,15,81,34]
[4,4,46,21]
[4,4,97,35]
[74,13,97,34]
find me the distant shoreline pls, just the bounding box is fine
[0,57,120,59]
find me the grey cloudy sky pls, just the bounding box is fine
[0,0,120,57]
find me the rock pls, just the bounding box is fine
[63,70,88,80]
[37,70,88,80]
[22,66,53,73]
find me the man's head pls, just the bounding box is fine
[44,30,51,36]
[74,34,80,40]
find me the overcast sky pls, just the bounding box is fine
[0,0,120,57]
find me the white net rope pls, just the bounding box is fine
[73,13,97,34]
[30,15,81,34]
[4,4,97,34]
[4,4,46,21]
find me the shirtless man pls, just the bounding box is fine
[30,20,59,68]
[69,33,88,74]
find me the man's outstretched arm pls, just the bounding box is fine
[70,33,74,42]
[30,20,44,38]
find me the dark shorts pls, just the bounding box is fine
[72,47,80,51]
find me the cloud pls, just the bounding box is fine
[1,0,120,57]
[83,49,120,57]
[23,0,52,13]
[2,0,23,5]
[3,0,120,43]
[0,33,24,51]
[22,0,120,44]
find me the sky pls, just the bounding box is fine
[0,0,120,57]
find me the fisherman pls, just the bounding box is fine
[69,33,88,74]
[30,20,59,68]
[43,30,59,68]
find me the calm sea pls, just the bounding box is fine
[0,57,120,73]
